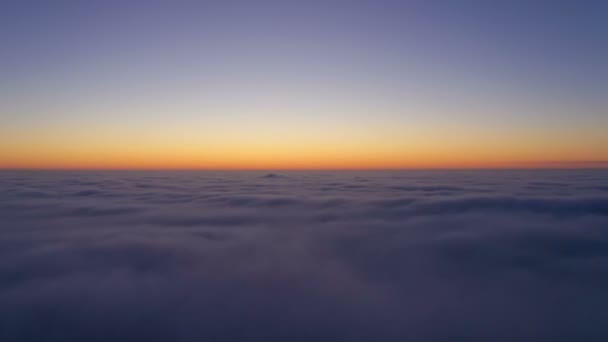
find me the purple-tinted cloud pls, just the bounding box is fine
[1,170,608,341]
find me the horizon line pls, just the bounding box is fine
[2,166,607,172]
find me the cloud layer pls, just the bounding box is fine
[1,170,608,342]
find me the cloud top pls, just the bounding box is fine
[1,170,608,342]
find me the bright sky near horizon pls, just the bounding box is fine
[1,0,607,169]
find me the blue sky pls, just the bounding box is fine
[1,0,606,168]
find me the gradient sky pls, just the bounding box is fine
[1,0,607,169]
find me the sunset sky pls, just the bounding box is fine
[1,0,606,169]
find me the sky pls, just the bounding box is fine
[1,0,607,169]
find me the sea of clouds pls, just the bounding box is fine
[1,170,608,341]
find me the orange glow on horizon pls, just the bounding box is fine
[2,149,606,170]
[2,115,606,170]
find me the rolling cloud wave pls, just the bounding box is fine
[1,170,608,341]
